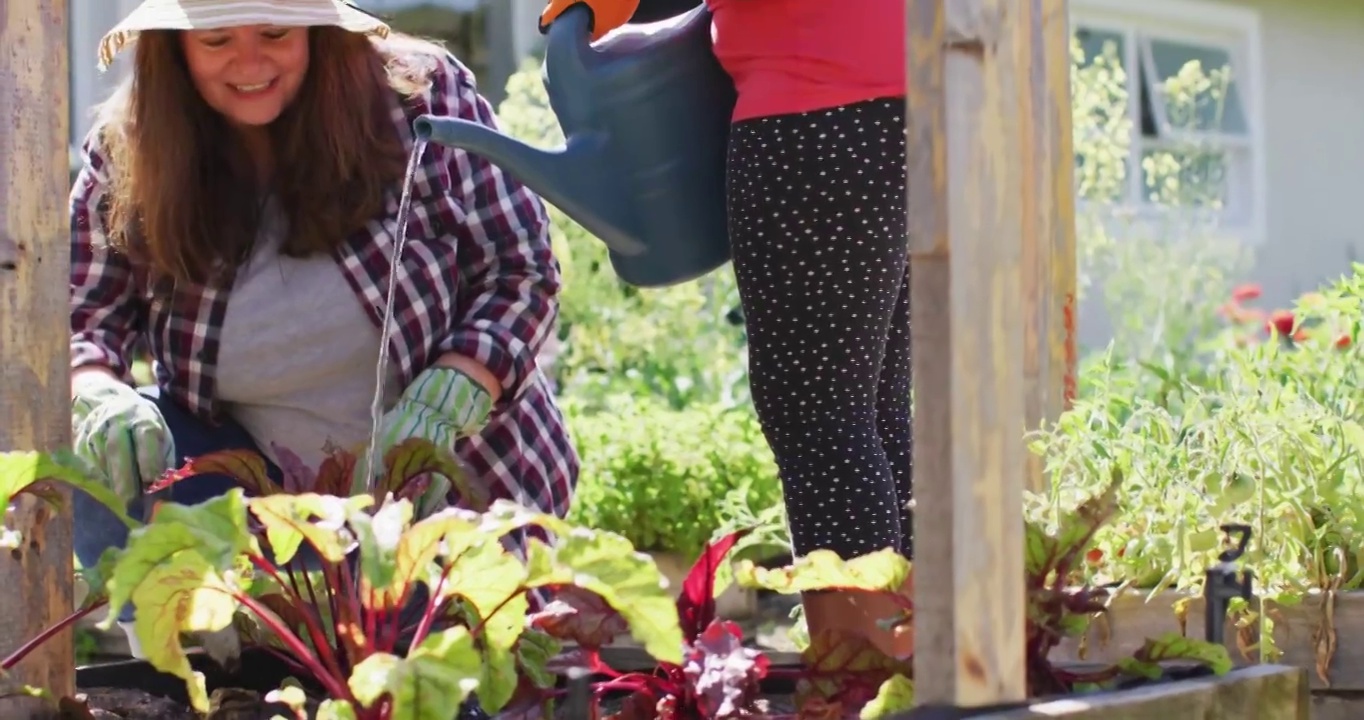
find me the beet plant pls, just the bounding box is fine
[1,440,684,719]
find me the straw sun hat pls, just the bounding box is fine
[97,0,391,70]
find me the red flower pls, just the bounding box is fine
[1232,283,1262,302]
[1336,333,1352,350]
[1266,310,1295,337]
[1293,329,1310,343]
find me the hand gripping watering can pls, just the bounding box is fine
[412,3,737,289]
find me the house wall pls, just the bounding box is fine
[1069,0,1364,349]
[1217,0,1364,303]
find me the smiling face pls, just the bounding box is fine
[180,24,310,128]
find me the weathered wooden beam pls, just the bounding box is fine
[906,0,1039,706]
[1019,0,1079,493]
[973,665,1310,719]
[0,0,75,716]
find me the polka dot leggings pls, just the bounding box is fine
[727,97,913,561]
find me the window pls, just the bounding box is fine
[1072,0,1265,242]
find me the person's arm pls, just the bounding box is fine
[70,127,146,395]
[426,56,563,411]
[540,0,639,40]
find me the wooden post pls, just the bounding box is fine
[1019,0,1079,493]
[0,0,75,716]
[906,0,1075,706]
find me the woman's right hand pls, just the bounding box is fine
[71,372,177,501]
[540,0,639,41]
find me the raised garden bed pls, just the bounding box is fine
[1048,589,1364,720]
[898,664,1308,719]
[68,644,1307,720]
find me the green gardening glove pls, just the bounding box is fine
[71,374,177,503]
[362,366,493,517]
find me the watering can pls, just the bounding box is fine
[412,3,737,289]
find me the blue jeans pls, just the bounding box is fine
[73,387,285,622]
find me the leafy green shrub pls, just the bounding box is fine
[563,394,782,560]
[1031,268,1364,663]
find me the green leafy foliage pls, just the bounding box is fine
[0,450,136,548]
[564,394,782,559]
[1030,269,1364,670]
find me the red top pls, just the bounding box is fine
[707,0,907,122]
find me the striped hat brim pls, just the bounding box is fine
[98,0,390,71]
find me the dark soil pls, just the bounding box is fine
[72,680,795,719]
[73,687,290,720]
[67,687,193,720]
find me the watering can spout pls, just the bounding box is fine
[413,115,646,256]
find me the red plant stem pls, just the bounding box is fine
[1,600,107,671]
[320,562,342,637]
[589,676,657,694]
[248,554,348,684]
[385,574,428,652]
[298,566,338,658]
[235,592,353,702]
[409,564,456,649]
[364,585,379,652]
[339,561,365,638]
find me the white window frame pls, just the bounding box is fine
[1071,0,1268,246]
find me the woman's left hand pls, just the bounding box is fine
[364,364,494,515]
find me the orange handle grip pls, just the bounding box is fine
[540,0,640,42]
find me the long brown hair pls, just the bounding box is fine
[97,27,440,286]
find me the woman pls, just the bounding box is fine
[70,0,578,671]
[540,0,913,657]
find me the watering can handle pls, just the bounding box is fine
[539,0,639,41]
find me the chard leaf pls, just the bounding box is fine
[683,620,768,718]
[377,438,489,513]
[313,446,360,497]
[315,700,359,719]
[798,629,913,710]
[734,547,911,596]
[149,449,284,497]
[860,675,915,719]
[439,539,530,712]
[514,629,561,690]
[247,493,369,565]
[528,585,630,649]
[131,551,239,713]
[524,529,683,665]
[104,490,253,629]
[1117,632,1233,679]
[350,498,412,597]
[349,627,483,719]
[1,450,136,547]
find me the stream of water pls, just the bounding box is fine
[360,138,429,489]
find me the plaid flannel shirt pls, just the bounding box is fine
[69,51,579,531]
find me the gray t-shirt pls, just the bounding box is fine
[215,202,400,472]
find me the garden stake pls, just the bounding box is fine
[1203,524,1254,645]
